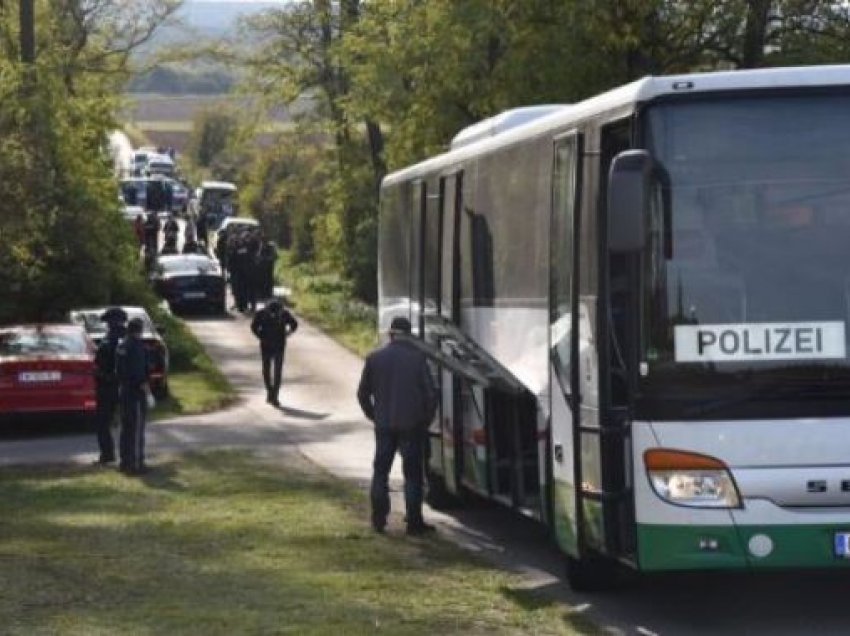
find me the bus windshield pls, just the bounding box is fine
[640,94,850,419]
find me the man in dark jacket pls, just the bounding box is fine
[116,317,151,474]
[143,210,160,257]
[93,307,127,465]
[357,316,438,535]
[250,298,298,406]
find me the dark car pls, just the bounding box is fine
[152,254,226,315]
[68,306,170,399]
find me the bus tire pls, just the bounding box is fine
[564,554,620,592]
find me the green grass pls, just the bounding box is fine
[276,252,378,357]
[147,309,236,421]
[0,451,598,635]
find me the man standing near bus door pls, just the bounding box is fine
[116,317,151,475]
[92,307,127,465]
[250,298,298,406]
[357,316,438,535]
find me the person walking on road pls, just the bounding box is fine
[250,298,298,406]
[116,317,151,475]
[92,307,128,465]
[143,209,160,258]
[357,316,438,536]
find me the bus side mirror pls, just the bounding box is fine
[608,150,652,253]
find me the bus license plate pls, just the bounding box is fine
[19,371,61,383]
[834,532,850,558]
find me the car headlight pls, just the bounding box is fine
[644,449,741,509]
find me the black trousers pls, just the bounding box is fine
[261,346,285,401]
[120,389,147,470]
[95,385,119,461]
[371,427,426,526]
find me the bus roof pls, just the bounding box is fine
[383,64,850,187]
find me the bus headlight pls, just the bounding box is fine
[644,449,741,509]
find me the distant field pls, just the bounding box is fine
[122,93,304,152]
[123,93,301,124]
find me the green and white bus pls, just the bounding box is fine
[378,65,850,589]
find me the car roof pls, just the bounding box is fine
[69,306,151,318]
[0,323,87,335]
[220,217,258,229]
[201,181,237,191]
[159,253,215,261]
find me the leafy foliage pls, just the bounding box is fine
[0,1,180,323]
[230,0,850,310]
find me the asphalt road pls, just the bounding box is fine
[4,307,850,635]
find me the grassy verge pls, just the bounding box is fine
[0,450,598,635]
[147,309,236,421]
[276,252,378,357]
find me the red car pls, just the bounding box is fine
[0,325,96,417]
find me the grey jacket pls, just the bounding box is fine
[357,339,438,433]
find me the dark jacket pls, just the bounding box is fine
[357,339,438,433]
[94,327,125,390]
[116,335,149,394]
[251,307,298,350]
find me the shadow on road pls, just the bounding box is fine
[276,405,329,421]
[0,414,91,441]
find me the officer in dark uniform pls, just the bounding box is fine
[93,307,127,465]
[245,231,262,313]
[232,233,251,312]
[143,209,160,257]
[116,317,151,474]
[258,239,278,299]
[357,316,438,535]
[250,298,298,406]
[196,213,208,249]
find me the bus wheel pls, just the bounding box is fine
[425,468,461,510]
[564,554,620,592]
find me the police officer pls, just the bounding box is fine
[357,316,438,535]
[250,298,298,406]
[245,230,262,313]
[116,317,151,475]
[93,307,127,465]
[196,212,208,249]
[258,239,278,299]
[143,209,160,257]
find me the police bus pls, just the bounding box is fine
[378,65,850,589]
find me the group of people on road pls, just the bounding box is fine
[127,180,436,531]
[135,210,211,263]
[220,227,278,314]
[93,307,152,475]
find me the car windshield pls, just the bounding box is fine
[640,94,850,419]
[0,329,86,356]
[121,180,146,206]
[72,310,154,336]
[160,257,218,274]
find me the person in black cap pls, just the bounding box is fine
[92,307,128,465]
[116,316,151,474]
[357,316,438,535]
[250,298,298,406]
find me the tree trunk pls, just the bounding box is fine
[741,0,771,68]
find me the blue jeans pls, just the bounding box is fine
[371,427,425,526]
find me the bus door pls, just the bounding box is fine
[573,119,637,564]
[437,171,464,494]
[419,179,444,476]
[549,132,582,555]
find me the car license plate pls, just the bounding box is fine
[834,532,850,558]
[183,291,206,299]
[19,371,62,383]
